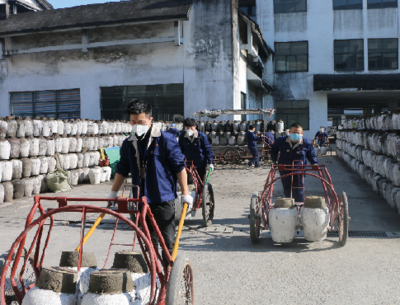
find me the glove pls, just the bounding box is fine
[181,194,193,211]
[272,161,277,165]
[206,164,214,171]
[108,191,118,204]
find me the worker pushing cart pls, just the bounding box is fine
[179,118,214,182]
[246,125,263,169]
[271,122,318,202]
[110,99,193,266]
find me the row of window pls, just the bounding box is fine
[274,0,397,14]
[275,39,398,72]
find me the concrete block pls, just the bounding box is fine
[112,251,148,274]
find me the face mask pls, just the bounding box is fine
[290,133,302,142]
[186,129,194,137]
[132,124,149,137]
[320,129,324,132]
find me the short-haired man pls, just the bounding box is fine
[271,123,318,202]
[166,123,180,139]
[179,118,214,181]
[109,99,193,266]
[314,126,329,148]
[246,125,263,169]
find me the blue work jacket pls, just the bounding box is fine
[271,136,318,166]
[165,127,180,138]
[179,131,214,168]
[315,131,329,145]
[264,132,275,146]
[246,131,262,149]
[116,126,185,204]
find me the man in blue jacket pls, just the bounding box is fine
[166,123,180,139]
[271,123,318,202]
[179,118,214,182]
[109,99,193,266]
[246,125,263,169]
[314,126,329,147]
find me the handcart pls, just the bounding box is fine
[0,191,194,305]
[176,161,215,227]
[221,137,273,165]
[249,163,349,246]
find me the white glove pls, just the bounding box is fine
[108,191,118,204]
[206,164,214,171]
[181,194,193,211]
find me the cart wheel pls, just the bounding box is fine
[223,149,240,165]
[202,183,215,227]
[338,192,349,246]
[249,193,261,244]
[166,253,194,305]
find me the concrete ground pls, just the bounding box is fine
[1,154,400,304]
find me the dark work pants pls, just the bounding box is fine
[146,199,176,267]
[280,171,304,203]
[248,147,260,167]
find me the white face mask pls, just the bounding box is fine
[132,124,149,137]
[320,129,324,132]
[186,129,194,137]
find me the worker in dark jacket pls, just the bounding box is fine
[179,118,214,182]
[110,99,193,266]
[166,123,180,139]
[246,125,263,169]
[264,131,275,146]
[314,127,329,146]
[271,122,318,202]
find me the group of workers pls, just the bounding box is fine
[109,98,329,265]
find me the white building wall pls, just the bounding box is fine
[257,0,400,138]
[0,0,238,121]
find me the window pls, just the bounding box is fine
[275,41,308,72]
[367,0,397,9]
[275,100,309,130]
[333,0,362,10]
[10,89,80,119]
[334,40,364,71]
[368,38,398,70]
[274,0,307,13]
[101,84,184,122]
[239,0,256,17]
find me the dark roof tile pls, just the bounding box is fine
[0,0,192,35]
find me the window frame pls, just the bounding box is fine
[10,89,81,119]
[334,39,364,72]
[100,84,184,122]
[368,38,399,71]
[333,0,363,10]
[273,0,307,14]
[367,0,397,9]
[274,41,309,73]
[275,100,310,130]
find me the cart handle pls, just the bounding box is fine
[171,202,188,263]
[205,167,213,184]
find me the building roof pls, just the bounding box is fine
[314,74,400,91]
[0,0,192,36]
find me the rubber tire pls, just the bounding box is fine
[202,183,215,227]
[250,193,260,244]
[339,192,349,247]
[166,252,195,305]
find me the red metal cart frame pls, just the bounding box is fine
[1,195,194,305]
